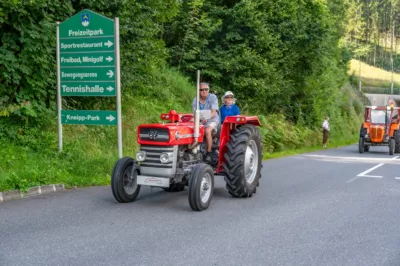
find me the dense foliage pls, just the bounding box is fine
[0,0,180,137]
[1,0,352,135]
[164,0,350,126]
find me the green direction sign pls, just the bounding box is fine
[61,110,117,125]
[60,52,115,67]
[59,10,114,38]
[61,81,116,96]
[58,9,116,97]
[60,37,115,52]
[57,9,122,157]
[60,67,115,81]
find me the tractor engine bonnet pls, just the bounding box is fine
[369,125,385,142]
[137,123,205,146]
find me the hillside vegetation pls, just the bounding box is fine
[344,0,400,89]
[349,59,400,88]
[0,0,365,192]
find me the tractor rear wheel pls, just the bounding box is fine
[188,163,214,211]
[223,124,262,198]
[111,157,141,203]
[394,130,400,153]
[389,138,395,155]
[359,137,365,153]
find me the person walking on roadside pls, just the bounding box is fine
[322,116,330,148]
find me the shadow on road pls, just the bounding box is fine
[100,182,235,212]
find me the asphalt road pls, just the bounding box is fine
[1,144,400,266]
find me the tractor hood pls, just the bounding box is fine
[368,124,386,143]
[137,122,205,146]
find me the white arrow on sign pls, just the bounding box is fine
[106,115,115,122]
[106,86,114,92]
[106,56,113,62]
[104,40,114,48]
[106,70,114,78]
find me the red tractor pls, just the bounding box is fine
[359,105,400,155]
[111,71,263,211]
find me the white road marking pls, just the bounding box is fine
[305,155,385,160]
[303,154,400,164]
[356,163,385,177]
[292,157,306,160]
[347,163,385,183]
[300,154,398,183]
[312,158,365,164]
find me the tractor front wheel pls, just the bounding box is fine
[223,124,263,198]
[389,138,395,155]
[359,137,365,153]
[111,157,141,203]
[188,163,214,211]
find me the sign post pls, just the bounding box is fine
[57,9,122,158]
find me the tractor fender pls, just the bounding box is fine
[216,116,261,173]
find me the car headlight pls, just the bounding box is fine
[136,151,146,162]
[160,152,173,163]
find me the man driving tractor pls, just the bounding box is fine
[191,82,220,163]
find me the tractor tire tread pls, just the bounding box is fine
[394,130,400,153]
[111,156,141,203]
[222,124,263,198]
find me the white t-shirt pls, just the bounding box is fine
[322,120,330,131]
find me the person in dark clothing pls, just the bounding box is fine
[220,91,240,123]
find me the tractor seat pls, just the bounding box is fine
[211,120,222,150]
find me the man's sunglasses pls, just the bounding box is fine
[199,88,209,92]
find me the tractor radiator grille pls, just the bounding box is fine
[139,128,169,142]
[139,145,177,178]
[140,145,174,168]
[370,126,384,142]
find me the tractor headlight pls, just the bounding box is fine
[136,151,146,162]
[160,152,173,163]
[365,134,368,139]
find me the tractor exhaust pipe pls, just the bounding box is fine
[194,70,200,140]
[189,70,200,149]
